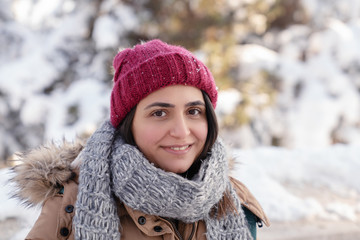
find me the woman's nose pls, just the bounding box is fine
[169,115,190,138]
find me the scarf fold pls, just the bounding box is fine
[74,121,252,240]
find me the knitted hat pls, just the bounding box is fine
[110,39,218,128]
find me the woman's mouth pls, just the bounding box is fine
[163,144,192,154]
[170,145,190,151]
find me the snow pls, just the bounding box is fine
[326,202,357,221]
[93,2,138,50]
[2,0,360,151]
[231,144,360,222]
[1,0,360,238]
[216,88,242,116]
[228,14,360,148]
[0,169,39,239]
[93,15,120,50]
[44,78,111,141]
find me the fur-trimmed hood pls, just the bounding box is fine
[10,139,85,207]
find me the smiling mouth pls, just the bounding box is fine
[170,145,190,151]
[162,144,192,153]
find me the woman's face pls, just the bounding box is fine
[132,85,208,174]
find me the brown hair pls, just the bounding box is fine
[211,190,239,218]
[118,90,235,216]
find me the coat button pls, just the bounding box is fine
[154,226,163,232]
[65,205,74,213]
[138,216,146,225]
[58,187,64,194]
[60,227,69,236]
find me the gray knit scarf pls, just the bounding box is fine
[73,121,252,239]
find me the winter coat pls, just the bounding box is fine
[11,140,270,240]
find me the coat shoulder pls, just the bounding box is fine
[230,177,270,227]
[9,139,85,207]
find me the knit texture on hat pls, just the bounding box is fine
[73,121,253,239]
[110,39,218,128]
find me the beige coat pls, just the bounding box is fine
[12,141,269,240]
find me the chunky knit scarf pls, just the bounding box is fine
[73,121,252,239]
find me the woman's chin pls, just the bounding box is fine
[162,166,190,174]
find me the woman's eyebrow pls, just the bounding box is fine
[144,102,175,110]
[185,101,205,107]
[144,101,205,110]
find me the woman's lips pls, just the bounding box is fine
[170,145,189,151]
[162,144,192,154]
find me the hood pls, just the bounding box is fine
[10,139,85,207]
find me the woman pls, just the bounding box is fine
[11,39,269,240]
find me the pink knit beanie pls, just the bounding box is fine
[110,39,218,128]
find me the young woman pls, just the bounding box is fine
[11,39,269,240]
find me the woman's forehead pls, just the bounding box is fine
[138,85,204,106]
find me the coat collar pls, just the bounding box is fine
[230,177,270,227]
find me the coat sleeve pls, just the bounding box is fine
[25,181,78,240]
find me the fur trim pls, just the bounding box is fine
[10,139,85,206]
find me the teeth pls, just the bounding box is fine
[170,145,189,151]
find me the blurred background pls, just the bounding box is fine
[0,0,360,239]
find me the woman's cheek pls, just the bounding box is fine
[140,124,163,143]
[194,121,208,142]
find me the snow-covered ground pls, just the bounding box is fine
[1,144,360,239]
[232,145,360,222]
[0,169,40,240]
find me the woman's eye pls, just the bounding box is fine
[188,108,201,115]
[152,110,166,117]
